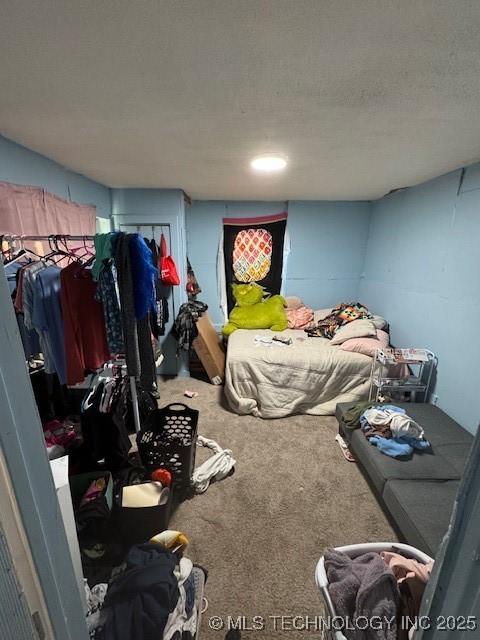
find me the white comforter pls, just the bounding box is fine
[224,329,372,418]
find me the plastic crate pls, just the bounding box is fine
[137,403,199,492]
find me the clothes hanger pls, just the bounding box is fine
[41,235,61,264]
[3,238,32,265]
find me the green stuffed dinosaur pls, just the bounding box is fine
[222,283,288,336]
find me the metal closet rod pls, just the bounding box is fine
[2,231,146,434]
[2,234,95,241]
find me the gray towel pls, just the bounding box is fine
[324,550,399,640]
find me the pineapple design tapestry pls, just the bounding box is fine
[223,212,288,313]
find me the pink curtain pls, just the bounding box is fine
[0,181,96,236]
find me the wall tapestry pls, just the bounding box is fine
[221,212,288,314]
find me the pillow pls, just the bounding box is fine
[313,308,333,323]
[339,329,389,357]
[371,314,388,330]
[330,319,377,345]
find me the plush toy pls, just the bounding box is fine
[222,283,288,336]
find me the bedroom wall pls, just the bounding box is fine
[359,166,480,434]
[186,199,371,327]
[0,135,111,218]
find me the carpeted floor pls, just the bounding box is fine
[161,378,397,640]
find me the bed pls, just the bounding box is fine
[224,328,372,418]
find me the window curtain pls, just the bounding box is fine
[0,181,96,236]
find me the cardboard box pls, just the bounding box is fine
[192,313,225,384]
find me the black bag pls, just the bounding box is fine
[136,403,199,492]
[112,465,172,546]
[117,484,172,546]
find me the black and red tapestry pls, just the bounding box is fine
[222,212,288,313]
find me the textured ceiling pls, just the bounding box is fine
[2,1,480,200]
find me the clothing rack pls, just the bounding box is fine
[2,232,143,434]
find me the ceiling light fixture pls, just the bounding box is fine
[250,154,288,173]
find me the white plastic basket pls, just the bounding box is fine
[315,542,434,640]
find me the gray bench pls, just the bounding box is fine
[336,402,473,558]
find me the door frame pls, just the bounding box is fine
[0,260,88,640]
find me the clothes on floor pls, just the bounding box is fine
[85,580,108,638]
[61,261,111,385]
[324,549,399,640]
[163,557,197,640]
[99,544,179,640]
[173,301,208,351]
[192,436,236,494]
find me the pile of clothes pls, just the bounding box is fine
[284,296,314,329]
[87,530,205,640]
[325,547,434,640]
[360,405,430,458]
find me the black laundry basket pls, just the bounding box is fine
[137,403,199,493]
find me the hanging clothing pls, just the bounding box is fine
[6,261,42,359]
[95,265,124,355]
[186,257,201,300]
[92,233,115,281]
[80,376,131,472]
[146,238,169,339]
[115,233,140,377]
[32,265,67,384]
[137,316,157,391]
[114,233,157,391]
[173,301,208,351]
[61,262,111,386]
[23,261,56,371]
[129,234,157,321]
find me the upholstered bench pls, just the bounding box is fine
[335,402,473,557]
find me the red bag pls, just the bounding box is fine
[159,234,180,286]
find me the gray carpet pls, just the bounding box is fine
[160,378,396,639]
